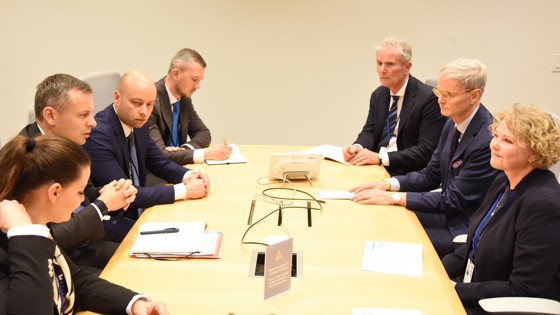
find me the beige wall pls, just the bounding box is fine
[1,0,559,146]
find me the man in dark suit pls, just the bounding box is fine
[148,48,231,166]
[83,70,210,242]
[343,37,445,175]
[17,73,137,274]
[351,59,501,258]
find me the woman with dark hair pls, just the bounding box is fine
[0,135,168,314]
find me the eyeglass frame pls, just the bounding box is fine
[432,87,475,101]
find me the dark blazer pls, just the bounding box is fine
[18,123,106,251]
[0,233,136,314]
[354,75,445,175]
[148,78,211,165]
[395,105,501,239]
[443,170,560,311]
[84,104,190,218]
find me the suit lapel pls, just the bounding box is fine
[397,77,418,133]
[107,106,132,175]
[452,106,486,161]
[156,79,174,132]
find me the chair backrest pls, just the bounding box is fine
[79,71,121,114]
[26,71,121,124]
[424,78,437,88]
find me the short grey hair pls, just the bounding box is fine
[440,58,487,93]
[375,37,412,64]
[168,48,206,73]
[34,73,92,121]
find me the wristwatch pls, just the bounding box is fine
[391,193,401,205]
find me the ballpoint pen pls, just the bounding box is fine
[140,227,180,235]
[223,137,228,145]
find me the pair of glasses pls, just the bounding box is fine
[432,87,473,101]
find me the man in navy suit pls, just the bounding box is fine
[351,59,501,258]
[83,70,209,242]
[343,37,445,175]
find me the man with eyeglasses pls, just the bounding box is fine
[350,58,501,259]
[343,37,446,175]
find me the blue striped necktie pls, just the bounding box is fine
[170,100,181,147]
[378,95,399,150]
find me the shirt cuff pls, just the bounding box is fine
[193,148,205,164]
[173,183,187,200]
[353,143,364,150]
[91,200,108,220]
[378,151,390,166]
[126,295,150,315]
[180,143,194,150]
[7,224,50,238]
[387,177,400,191]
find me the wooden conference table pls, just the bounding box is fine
[80,145,465,315]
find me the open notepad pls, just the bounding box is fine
[302,144,350,165]
[130,221,223,259]
[205,143,247,165]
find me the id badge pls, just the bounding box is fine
[463,258,475,283]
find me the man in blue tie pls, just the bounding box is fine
[84,70,210,242]
[343,37,446,175]
[148,48,232,167]
[350,59,501,258]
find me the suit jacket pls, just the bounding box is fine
[18,123,106,251]
[395,104,501,239]
[84,104,190,218]
[354,75,445,175]
[148,78,211,165]
[442,170,560,310]
[0,233,136,314]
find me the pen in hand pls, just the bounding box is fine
[223,137,228,145]
[140,227,180,235]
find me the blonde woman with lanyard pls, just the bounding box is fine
[0,135,168,314]
[442,104,560,314]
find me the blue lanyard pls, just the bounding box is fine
[470,187,516,259]
[384,116,400,145]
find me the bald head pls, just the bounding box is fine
[114,70,157,129]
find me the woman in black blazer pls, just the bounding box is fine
[442,103,560,314]
[0,135,168,314]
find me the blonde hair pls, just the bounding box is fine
[375,37,412,64]
[491,103,560,169]
[440,58,487,93]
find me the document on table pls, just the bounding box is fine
[130,221,206,257]
[318,190,355,199]
[352,308,423,315]
[302,144,350,165]
[206,143,247,165]
[361,241,423,277]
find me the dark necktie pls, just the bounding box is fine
[128,132,144,216]
[169,100,181,147]
[378,95,399,150]
[449,127,461,160]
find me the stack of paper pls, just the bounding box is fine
[130,222,223,259]
[361,241,423,277]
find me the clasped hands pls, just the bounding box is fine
[183,171,210,199]
[98,179,137,212]
[343,145,381,165]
